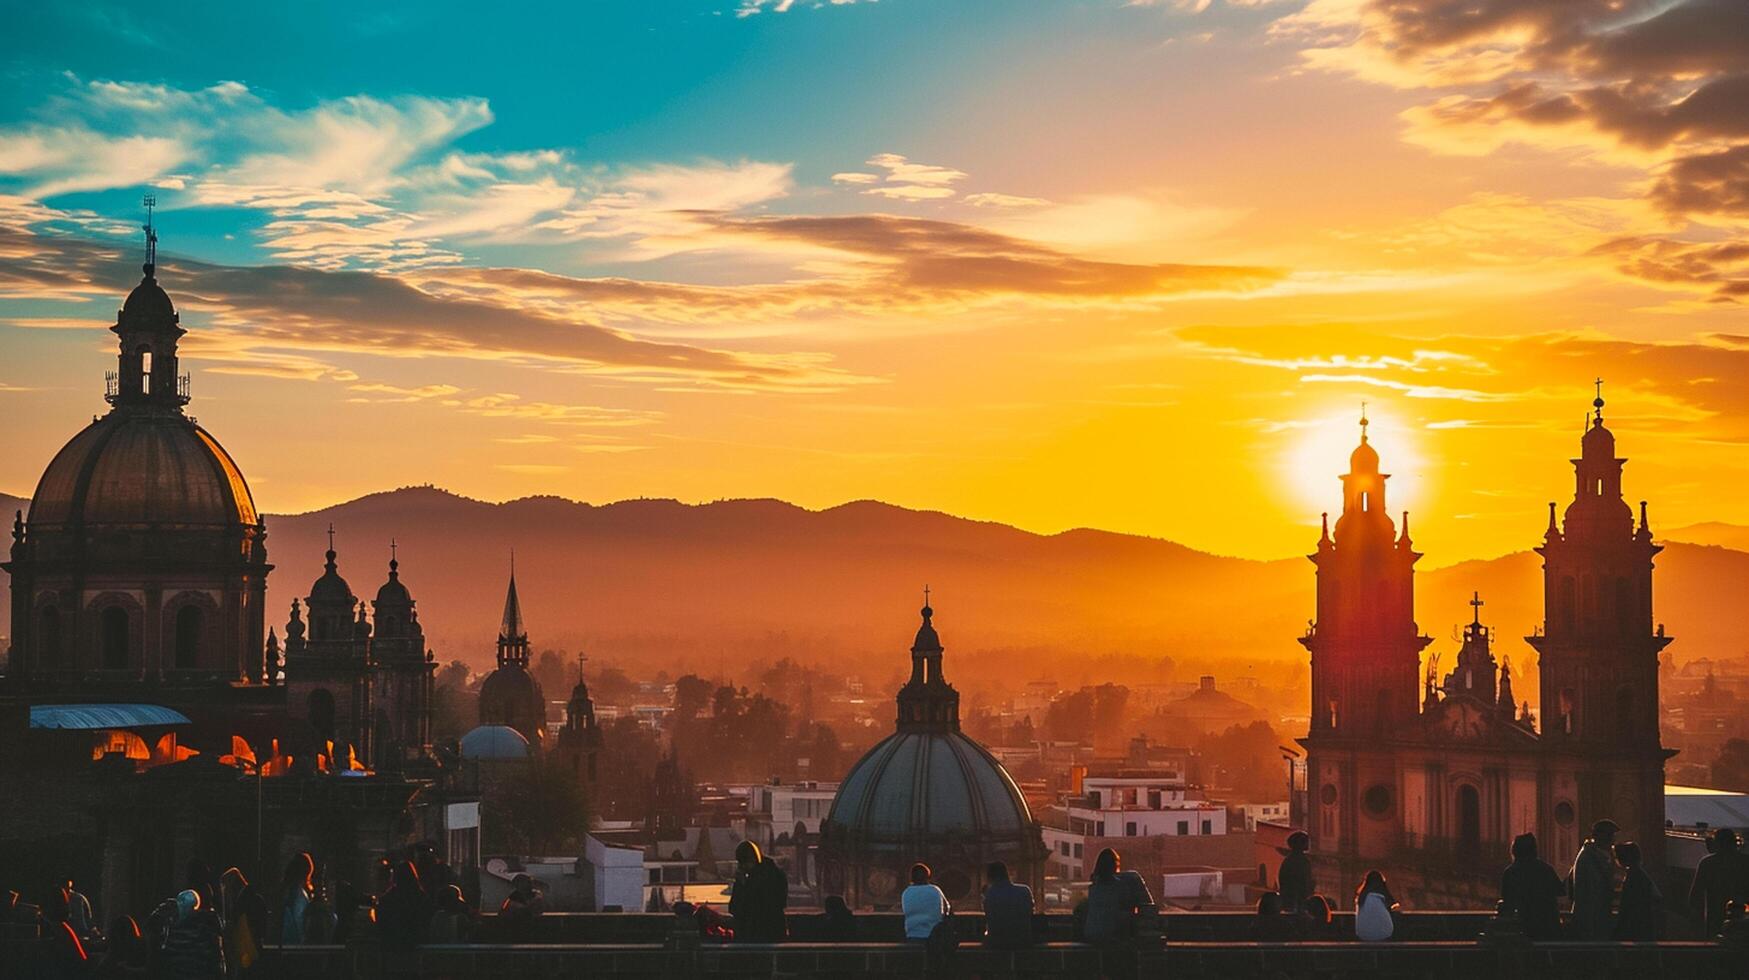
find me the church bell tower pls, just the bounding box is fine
[1527,385,1672,868]
[1300,412,1431,860]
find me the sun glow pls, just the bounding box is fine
[1285,408,1427,530]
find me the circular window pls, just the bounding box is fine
[1554,801,1575,827]
[1320,784,1337,806]
[1363,785,1392,817]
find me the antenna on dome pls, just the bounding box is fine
[141,194,158,276]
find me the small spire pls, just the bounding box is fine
[1546,501,1558,535]
[325,523,337,567]
[922,584,932,618]
[388,537,399,576]
[1470,590,1484,626]
[1359,402,1369,443]
[141,193,158,277]
[1399,510,1411,542]
[1319,511,1330,544]
[1592,377,1604,426]
[1639,500,1650,534]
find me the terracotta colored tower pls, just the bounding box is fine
[1300,413,1431,860]
[1526,385,1673,868]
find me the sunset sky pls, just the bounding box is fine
[3,0,1747,562]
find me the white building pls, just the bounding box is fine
[1236,802,1290,831]
[1041,770,1229,880]
[745,779,839,846]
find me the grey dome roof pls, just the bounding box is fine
[29,413,258,529]
[827,730,1032,842]
[121,273,177,325]
[460,724,531,760]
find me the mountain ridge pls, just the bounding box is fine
[2,488,1745,698]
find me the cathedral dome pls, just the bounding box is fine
[827,729,1032,841]
[479,663,545,743]
[375,563,411,606]
[28,412,258,529]
[460,724,531,760]
[820,600,1042,905]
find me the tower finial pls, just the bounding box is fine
[389,537,398,575]
[922,583,932,617]
[1359,402,1369,442]
[1592,377,1604,425]
[325,523,336,567]
[141,193,158,277]
[1471,590,1484,626]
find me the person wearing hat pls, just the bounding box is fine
[1567,819,1618,940]
[1277,830,1314,914]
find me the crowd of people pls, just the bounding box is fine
[11,821,1745,974]
[7,841,477,979]
[1258,820,1749,942]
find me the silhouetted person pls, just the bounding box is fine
[377,861,432,952]
[1253,892,1295,941]
[1278,830,1313,913]
[1612,842,1659,941]
[1567,819,1618,940]
[1499,833,1564,941]
[1300,894,1334,939]
[820,895,857,942]
[63,878,96,944]
[902,863,949,942]
[1688,828,1749,937]
[160,890,224,980]
[280,853,315,945]
[498,874,545,942]
[427,886,473,944]
[39,885,89,980]
[1082,847,1154,943]
[185,860,218,916]
[982,861,1034,949]
[302,867,337,945]
[1354,870,1397,942]
[97,915,149,979]
[728,841,788,943]
[220,868,266,976]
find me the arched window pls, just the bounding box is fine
[141,349,152,394]
[1361,491,1371,512]
[1457,785,1481,853]
[37,606,61,666]
[175,605,203,669]
[101,606,130,669]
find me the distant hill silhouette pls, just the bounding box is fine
[2,488,1745,696]
[1666,522,1749,553]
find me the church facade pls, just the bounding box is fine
[1299,401,1673,905]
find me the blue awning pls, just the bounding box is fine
[29,703,193,731]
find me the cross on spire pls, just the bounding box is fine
[141,193,158,274]
[923,584,932,611]
[326,523,335,551]
[1592,377,1605,424]
[1470,590,1484,625]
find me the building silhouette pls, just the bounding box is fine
[1298,400,1672,904]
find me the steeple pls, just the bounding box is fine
[896,589,959,732]
[496,561,530,668]
[107,194,189,411]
